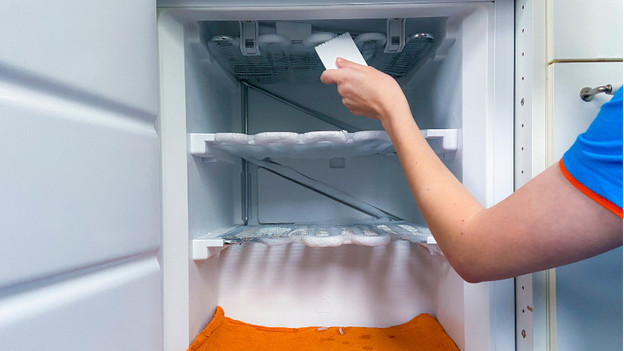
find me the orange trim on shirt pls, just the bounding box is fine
[559,159,623,219]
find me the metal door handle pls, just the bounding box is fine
[580,84,614,102]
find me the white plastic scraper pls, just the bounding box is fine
[315,32,368,70]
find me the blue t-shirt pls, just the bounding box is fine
[561,86,623,218]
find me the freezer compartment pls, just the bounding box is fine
[158,2,513,350]
[190,129,457,163]
[189,128,457,259]
[183,15,463,250]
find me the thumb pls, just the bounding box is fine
[336,57,365,69]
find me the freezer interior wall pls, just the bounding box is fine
[176,7,491,350]
[186,17,462,229]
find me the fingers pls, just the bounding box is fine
[335,57,366,70]
[321,56,368,84]
[320,69,340,85]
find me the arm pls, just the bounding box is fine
[321,58,622,283]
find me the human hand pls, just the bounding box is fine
[320,57,409,123]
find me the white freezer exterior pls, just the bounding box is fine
[0,0,162,350]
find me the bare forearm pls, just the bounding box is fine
[384,106,622,281]
[380,105,487,280]
[320,58,622,283]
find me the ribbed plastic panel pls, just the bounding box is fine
[206,32,434,83]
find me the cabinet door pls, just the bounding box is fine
[551,62,622,160]
[551,0,623,60]
[550,61,622,351]
[0,1,162,350]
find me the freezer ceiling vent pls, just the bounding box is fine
[205,31,434,83]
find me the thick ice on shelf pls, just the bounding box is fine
[205,30,435,84]
[190,129,458,160]
[224,221,430,247]
[191,221,437,260]
[208,130,393,159]
[189,129,452,260]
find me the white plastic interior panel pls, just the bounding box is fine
[0,258,162,351]
[159,14,195,351]
[255,154,420,223]
[488,2,516,350]
[214,241,467,349]
[550,62,622,161]
[246,84,360,132]
[255,165,380,223]
[0,0,158,117]
[550,0,623,61]
[190,129,457,160]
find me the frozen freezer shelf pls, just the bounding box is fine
[205,31,435,84]
[190,129,458,161]
[192,222,439,260]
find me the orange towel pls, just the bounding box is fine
[188,306,459,351]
